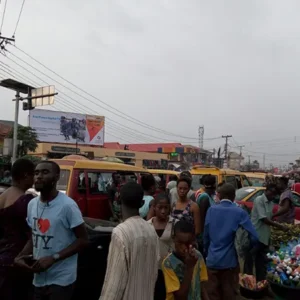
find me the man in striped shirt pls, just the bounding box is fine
[100,182,160,300]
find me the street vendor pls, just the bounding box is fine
[273,177,295,224]
[244,183,288,281]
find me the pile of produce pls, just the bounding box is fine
[267,240,300,287]
[239,274,268,290]
[271,223,300,248]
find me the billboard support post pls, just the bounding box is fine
[0,79,58,164]
[12,91,20,164]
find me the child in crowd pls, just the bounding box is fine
[148,194,177,300]
[162,220,209,300]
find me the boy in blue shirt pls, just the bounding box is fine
[204,183,258,300]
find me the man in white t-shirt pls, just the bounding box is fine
[166,175,178,194]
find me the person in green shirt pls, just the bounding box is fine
[244,183,288,281]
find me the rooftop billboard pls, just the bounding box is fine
[29,109,105,146]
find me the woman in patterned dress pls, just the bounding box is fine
[171,177,200,236]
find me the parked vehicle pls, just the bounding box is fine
[28,159,149,220]
[235,186,300,220]
[147,169,179,183]
[243,172,268,187]
[190,166,252,191]
[72,218,115,300]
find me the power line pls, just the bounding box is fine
[9,45,200,140]
[1,52,223,144]
[0,0,7,34]
[53,103,137,144]
[12,0,26,37]
[0,59,176,144]
[1,65,157,143]
[0,63,146,143]
[9,45,223,142]
[55,98,159,143]
[231,137,300,157]
[0,60,39,85]
[234,136,300,146]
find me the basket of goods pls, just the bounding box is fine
[267,239,300,299]
[271,223,300,249]
[239,274,268,299]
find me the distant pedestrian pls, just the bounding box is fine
[107,173,122,221]
[204,183,258,300]
[100,182,160,300]
[15,161,88,300]
[291,176,300,193]
[291,177,300,194]
[148,194,177,300]
[0,159,35,300]
[166,175,178,195]
[162,220,209,300]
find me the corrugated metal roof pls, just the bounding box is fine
[104,142,122,149]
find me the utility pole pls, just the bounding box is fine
[12,91,21,163]
[248,155,251,171]
[0,79,57,164]
[198,126,204,148]
[222,135,232,168]
[263,154,266,170]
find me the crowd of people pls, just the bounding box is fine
[101,171,296,299]
[0,159,297,300]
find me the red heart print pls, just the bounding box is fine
[37,219,50,233]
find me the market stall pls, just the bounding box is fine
[267,225,300,299]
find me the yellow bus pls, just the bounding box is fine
[190,166,252,191]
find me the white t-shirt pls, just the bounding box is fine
[167,181,177,191]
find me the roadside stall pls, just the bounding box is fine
[267,224,300,299]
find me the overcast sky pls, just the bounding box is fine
[0,0,300,167]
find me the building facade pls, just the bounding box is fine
[28,143,168,168]
[104,143,212,169]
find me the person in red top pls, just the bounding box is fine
[291,177,300,194]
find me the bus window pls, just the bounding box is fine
[224,176,238,189]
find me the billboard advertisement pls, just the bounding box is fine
[29,109,105,146]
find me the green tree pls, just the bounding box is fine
[8,126,38,158]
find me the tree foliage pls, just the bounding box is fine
[8,126,39,157]
[20,155,42,163]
